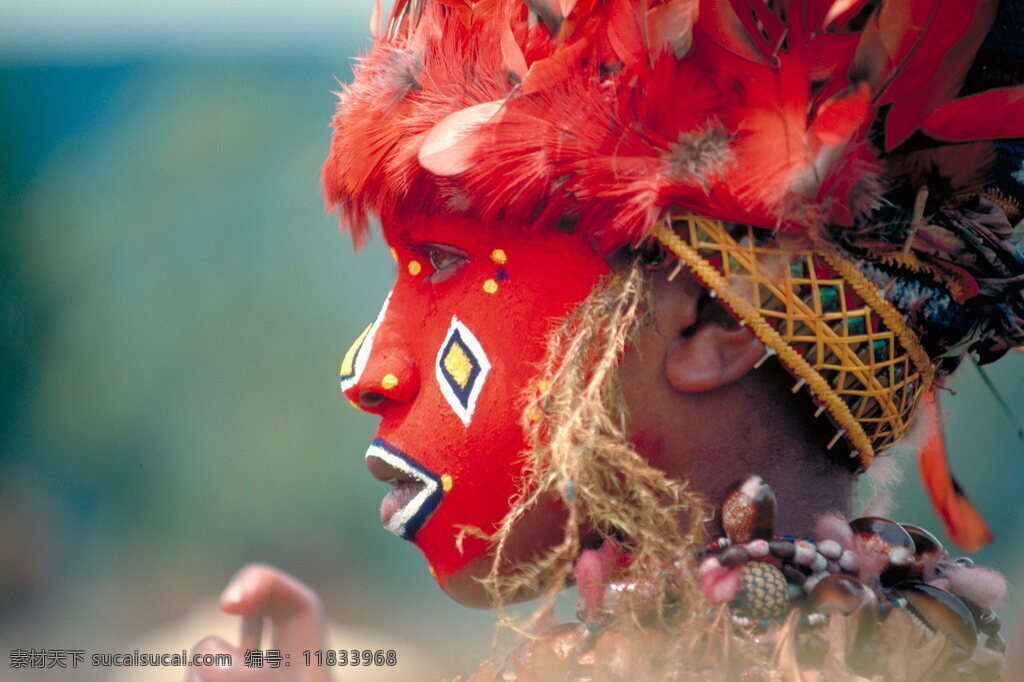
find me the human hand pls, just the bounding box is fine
[186,564,331,681]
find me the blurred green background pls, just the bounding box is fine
[1,2,1022,680]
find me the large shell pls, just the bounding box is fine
[721,475,777,543]
[894,581,978,656]
[807,574,877,616]
[901,523,946,581]
[850,516,916,585]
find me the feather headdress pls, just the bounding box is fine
[324,0,1024,548]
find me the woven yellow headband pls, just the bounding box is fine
[653,215,936,468]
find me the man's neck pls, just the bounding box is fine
[732,436,855,538]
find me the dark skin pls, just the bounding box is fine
[622,268,854,539]
[187,266,854,678]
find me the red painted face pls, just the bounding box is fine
[341,214,610,585]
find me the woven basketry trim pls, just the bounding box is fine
[652,216,937,467]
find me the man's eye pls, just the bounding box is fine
[428,248,463,273]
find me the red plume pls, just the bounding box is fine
[917,391,994,552]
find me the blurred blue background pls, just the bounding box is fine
[1,2,1022,679]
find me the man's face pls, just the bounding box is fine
[341,214,609,586]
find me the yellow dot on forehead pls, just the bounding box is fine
[483,278,498,294]
[441,473,453,492]
[490,249,507,264]
[381,373,399,390]
[407,260,422,276]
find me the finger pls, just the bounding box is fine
[220,564,321,621]
[239,616,263,653]
[219,565,330,681]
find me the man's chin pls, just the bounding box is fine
[428,495,588,609]
[438,556,504,609]
[438,555,556,609]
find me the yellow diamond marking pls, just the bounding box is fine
[441,474,453,492]
[407,260,422,276]
[483,278,498,294]
[490,249,507,265]
[443,342,474,388]
[381,373,399,390]
[340,323,372,377]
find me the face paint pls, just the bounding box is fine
[341,214,610,584]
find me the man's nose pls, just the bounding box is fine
[340,321,420,414]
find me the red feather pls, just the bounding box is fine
[823,0,873,29]
[853,1,990,113]
[917,392,994,552]
[811,81,871,147]
[694,0,769,65]
[729,0,785,59]
[500,20,529,81]
[922,86,1024,142]
[646,0,698,58]
[882,0,998,149]
[324,0,1015,252]
[605,0,646,65]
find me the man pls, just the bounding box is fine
[191,0,1023,678]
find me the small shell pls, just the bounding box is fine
[839,550,859,573]
[730,560,790,619]
[794,540,817,566]
[817,539,842,561]
[720,475,777,543]
[894,581,978,656]
[747,539,770,559]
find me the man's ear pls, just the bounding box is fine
[663,289,765,393]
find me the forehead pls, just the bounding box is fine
[383,213,564,251]
[379,213,614,286]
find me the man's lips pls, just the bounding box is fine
[366,456,424,526]
[380,483,423,527]
[364,438,444,542]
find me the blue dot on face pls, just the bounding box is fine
[496,267,509,282]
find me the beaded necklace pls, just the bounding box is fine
[461,474,1007,681]
[697,475,1004,661]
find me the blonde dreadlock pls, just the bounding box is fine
[480,256,708,633]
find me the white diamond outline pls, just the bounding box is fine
[435,316,491,425]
